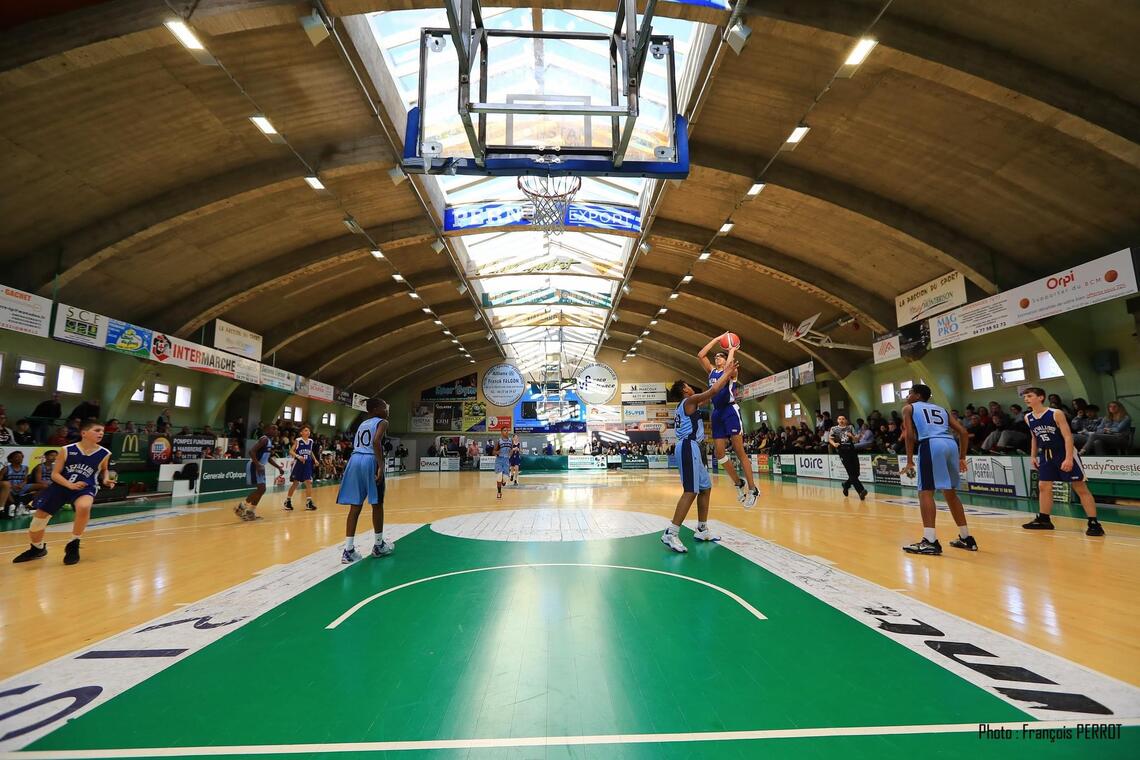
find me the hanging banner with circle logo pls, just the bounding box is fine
[574,362,619,404]
[482,363,525,406]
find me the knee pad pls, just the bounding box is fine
[30,514,50,532]
[717,455,731,465]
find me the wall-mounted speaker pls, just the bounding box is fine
[1093,349,1119,374]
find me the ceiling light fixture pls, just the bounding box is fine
[370,250,384,260]
[431,239,446,254]
[781,125,810,151]
[409,292,420,299]
[681,275,693,284]
[444,330,452,336]
[650,319,658,325]
[725,21,752,55]
[746,182,765,197]
[845,38,878,66]
[433,320,442,325]
[391,273,404,282]
[343,216,364,234]
[642,330,649,336]
[658,308,668,315]
[304,176,325,191]
[165,20,205,50]
[669,292,679,300]
[422,307,432,314]
[718,222,734,235]
[698,251,711,261]
[451,339,459,344]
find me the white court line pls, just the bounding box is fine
[4,719,1135,758]
[326,562,767,629]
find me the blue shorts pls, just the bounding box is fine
[1037,451,1085,482]
[916,437,960,491]
[509,456,521,467]
[711,405,743,439]
[291,459,313,482]
[495,457,510,475]
[337,453,384,506]
[246,461,266,486]
[678,439,712,494]
[34,484,96,516]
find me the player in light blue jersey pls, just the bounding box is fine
[901,384,975,555]
[661,350,738,553]
[337,398,394,563]
[235,424,283,522]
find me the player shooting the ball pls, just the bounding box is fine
[697,332,759,507]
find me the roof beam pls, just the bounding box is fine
[21,136,393,295]
[153,217,436,336]
[649,217,895,330]
[342,328,488,389]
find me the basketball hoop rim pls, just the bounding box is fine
[517,175,582,200]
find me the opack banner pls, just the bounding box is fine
[212,318,263,361]
[105,319,153,358]
[620,383,667,404]
[895,271,967,327]
[930,248,1137,348]
[418,457,441,472]
[421,373,478,402]
[0,285,51,337]
[53,303,109,348]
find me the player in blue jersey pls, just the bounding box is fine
[12,420,114,566]
[284,424,317,512]
[494,428,511,498]
[1021,387,1104,536]
[901,384,977,555]
[508,435,522,486]
[337,398,394,562]
[698,335,759,507]
[0,451,33,518]
[661,350,739,553]
[235,424,283,522]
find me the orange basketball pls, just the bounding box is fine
[720,332,741,350]
[1105,269,1118,283]
[1019,298,1030,309]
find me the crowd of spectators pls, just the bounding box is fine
[739,395,1133,456]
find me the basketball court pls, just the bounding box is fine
[2,0,1139,757]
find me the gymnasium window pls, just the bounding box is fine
[57,364,85,394]
[293,406,303,421]
[783,402,801,419]
[174,386,192,408]
[17,359,47,388]
[1037,351,1064,379]
[880,383,895,404]
[754,410,767,424]
[1000,358,1026,384]
[283,407,293,421]
[152,383,170,404]
[897,380,913,400]
[321,412,337,426]
[131,382,146,402]
[970,363,994,390]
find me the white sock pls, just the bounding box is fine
[33,541,45,549]
[375,533,385,546]
[666,524,679,535]
[344,537,355,551]
[958,525,970,539]
[923,528,936,542]
[698,521,708,531]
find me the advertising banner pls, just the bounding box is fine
[409,403,434,432]
[418,457,441,472]
[568,454,606,470]
[53,303,109,348]
[486,415,512,433]
[352,394,368,412]
[791,361,815,386]
[234,357,260,384]
[738,370,791,400]
[445,201,640,234]
[108,432,146,464]
[308,379,334,403]
[895,271,967,327]
[260,365,297,392]
[462,401,488,432]
[871,454,902,486]
[966,455,1028,497]
[482,363,526,406]
[1029,469,1071,504]
[199,459,251,494]
[479,456,497,471]
[621,453,649,470]
[105,319,153,358]
[647,454,671,469]
[585,404,622,426]
[1078,457,1140,481]
[0,285,51,337]
[930,248,1137,348]
[212,318,263,361]
[421,373,478,402]
[827,454,874,483]
[172,434,218,462]
[622,406,647,423]
[440,457,460,471]
[433,403,461,432]
[873,333,902,364]
[795,455,828,479]
[620,383,667,404]
[779,455,797,476]
[574,362,619,404]
[334,388,353,406]
[147,434,174,466]
[294,376,310,398]
[149,333,249,379]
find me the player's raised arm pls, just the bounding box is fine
[697,334,724,374]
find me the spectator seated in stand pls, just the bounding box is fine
[103,418,120,433]
[1076,400,1132,455]
[0,414,15,445]
[13,419,35,445]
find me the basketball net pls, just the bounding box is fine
[518,174,581,236]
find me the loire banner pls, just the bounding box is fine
[795,455,828,479]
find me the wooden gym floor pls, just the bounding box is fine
[1,471,1138,757]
